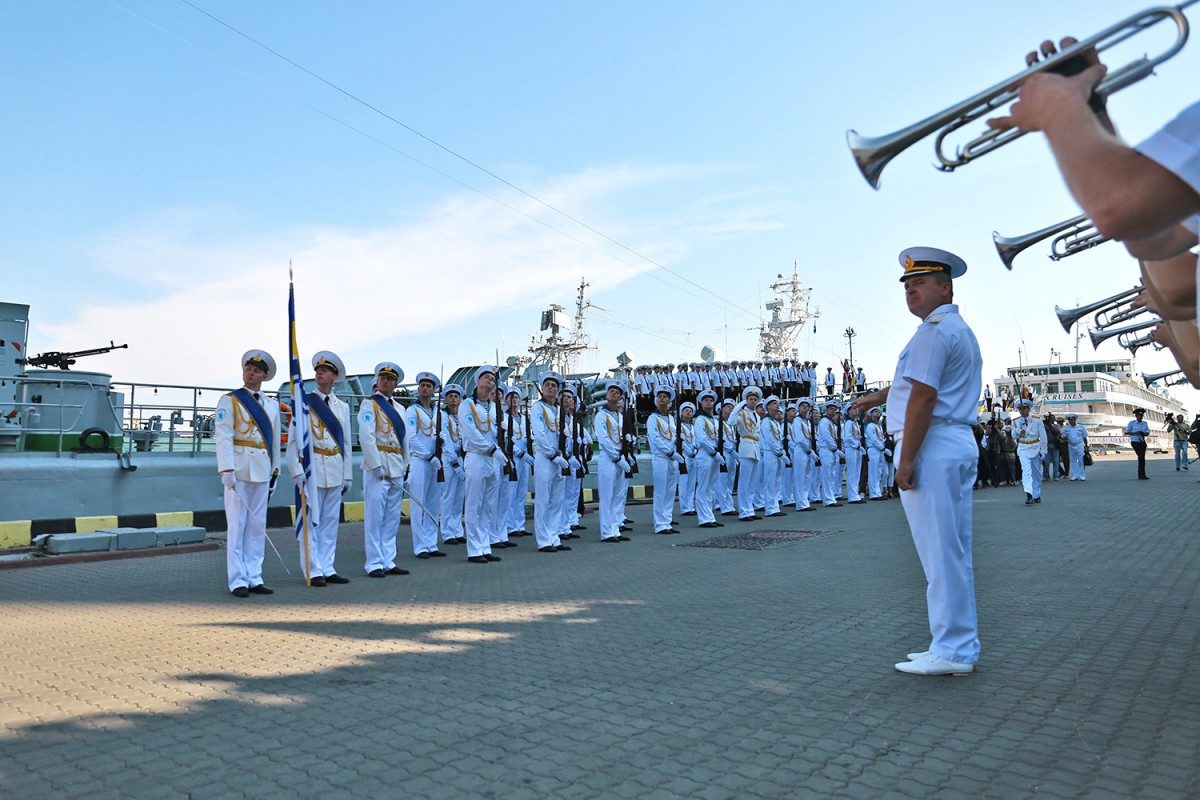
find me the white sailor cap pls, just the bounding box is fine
[741,386,761,402]
[796,398,812,408]
[824,401,840,412]
[496,383,511,397]
[312,350,345,376]
[604,380,625,395]
[721,398,735,407]
[474,364,498,383]
[1066,412,1078,419]
[374,362,403,382]
[679,402,696,414]
[241,349,276,381]
[443,382,464,397]
[868,406,882,416]
[764,395,780,408]
[1017,398,1033,408]
[898,246,968,282]
[505,384,523,399]
[697,389,717,404]
[541,371,563,386]
[654,384,676,402]
[560,383,577,397]
[415,371,441,390]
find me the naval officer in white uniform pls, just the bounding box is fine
[288,351,353,587]
[216,350,282,597]
[851,247,983,676]
[1013,398,1047,505]
[1062,412,1089,480]
[358,362,414,577]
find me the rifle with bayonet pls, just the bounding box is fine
[496,384,516,482]
[558,391,571,477]
[782,405,792,469]
[674,396,688,476]
[434,387,445,483]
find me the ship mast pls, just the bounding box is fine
[528,277,594,375]
[755,262,819,360]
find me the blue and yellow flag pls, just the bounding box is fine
[288,270,320,565]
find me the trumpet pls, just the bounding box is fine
[1088,317,1161,349]
[1143,368,1183,387]
[1054,285,1142,333]
[846,2,1196,188]
[993,214,1110,270]
[1122,331,1164,356]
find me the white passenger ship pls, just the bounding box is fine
[992,357,1187,452]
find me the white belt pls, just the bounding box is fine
[893,418,966,442]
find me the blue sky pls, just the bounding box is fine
[3,0,1196,410]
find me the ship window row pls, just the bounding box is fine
[1008,362,1127,377]
[1031,379,1097,394]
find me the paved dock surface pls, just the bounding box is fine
[2,460,1197,799]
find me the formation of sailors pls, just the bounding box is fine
[628,359,841,415]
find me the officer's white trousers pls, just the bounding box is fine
[497,465,518,541]
[808,453,822,502]
[717,451,736,513]
[897,425,980,665]
[533,455,564,549]
[563,471,581,533]
[1019,451,1043,499]
[867,448,885,498]
[761,452,782,515]
[225,479,268,591]
[408,458,441,555]
[299,484,341,578]
[507,458,530,532]
[819,448,840,505]
[441,465,465,540]
[1068,442,1086,480]
[463,453,498,558]
[678,456,696,513]
[694,453,718,525]
[844,448,864,502]
[791,448,811,509]
[597,457,625,539]
[737,457,761,518]
[652,454,679,531]
[363,469,404,571]
[780,447,795,505]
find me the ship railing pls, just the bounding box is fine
[0,373,115,455]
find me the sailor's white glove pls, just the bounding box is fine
[342,479,353,495]
[525,453,536,467]
[884,449,892,458]
[220,471,237,489]
[370,466,384,479]
[673,453,686,465]
[625,455,637,470]
[569,457,581,471]
[429,457,442,473]
[553,455,569,470]
[292,474,306,490]
[784,456,792,468]
[492,449,509,468]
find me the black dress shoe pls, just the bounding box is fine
[617,534,631,541]
[824,504,841,508]
[766,511,787,517]
[750,515,762,520]
[713,522,725,527]
[1033,497,1041,504]
[849,500,866,505]
[601,537,621,543]
[248,584,274,595]
[309,576,327,587]
[386,566,410,575]
[799,506,816,512]
[699,522,720,528]
[618,525,632,532]
[368,569,386,578]
[428,550,447,558]
[571,524,587,531]
[738,516,755,522]
[416,552,431,559]
[623,519,634,525]
[231,586,250,598]
[721,511,739,516]
[467,555,488,564]
[483,553,502,562]
[538,546,558,553]
[681,511,697,517]
[555,545,572,551]
[325,574,350,584]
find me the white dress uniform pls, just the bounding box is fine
[758,410,784,516]
[531,378,568,550]
[1062,418,1088,480]
[865,415,886,499]
[358,381,409,574]
[440,406,466,543]
[693,405,720,526]
[779,412,795,507]
[594,396,628,541]
[647,404,681,533]
[495,388,521,543]
[806,410,823,504]
[790,408,813,510]
[816,412,842,506]
[560,406,580,538]
[678,411,697,515]
[732,391,762,519]
[888,248,983,670]
[288,381,352,581]
[718,408,737,514]
[1013,407,1047,501]
[404,386,443,556]
[504,396,532,535]
[459,384,504,560]
[842,415,865,503]
[216,360,282,594]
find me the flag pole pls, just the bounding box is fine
[290,261,315,587]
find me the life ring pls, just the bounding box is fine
[79,428,111,451]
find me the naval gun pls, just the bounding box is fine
[16,340,128,370]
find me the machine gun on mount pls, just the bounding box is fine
[17,341,128,370]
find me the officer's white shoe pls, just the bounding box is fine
[894,653,974,676]
[906,650,929,661]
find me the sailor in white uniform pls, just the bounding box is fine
[559,384,583,540]
[807,406,824,505]
[1063,412,1089,480]
[288,351,353,586]
[790,399,814,511]
[865,406,887,500]
[758,396,786,517]
[494,382,522,549]
[358,362,416,577]
[779,402,796,507]
[503,385,533,536]
[851,246,983,676]
[594,380,632,542]
[842,405,867,504]
[216,349,281,597]
[404,373,445,557]
[717,399,738,514]
[440,384,466,545]
[677,401,698,516]
[531,372,572,553]
[692,389,723,529]
[647,385,682,534]
[816,401,843,507]
[1013,398,1047,504]
[458,365,505,564]
[732,386,763,521]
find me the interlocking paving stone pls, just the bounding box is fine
[0,459,1197,798]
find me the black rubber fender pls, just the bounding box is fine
[79,427,111,451]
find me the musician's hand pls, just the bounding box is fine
[895,461,916,491]
[988,36,1106,133]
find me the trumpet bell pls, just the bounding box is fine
[1055,285,1142,333]
[1088,317,1159,349]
